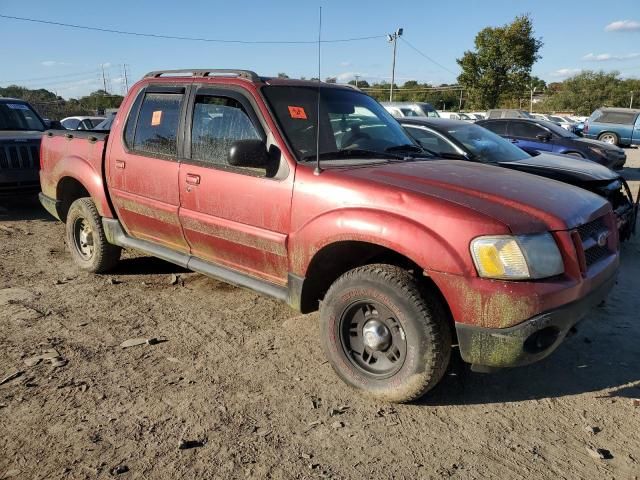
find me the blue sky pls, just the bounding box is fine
[1,0,639,98]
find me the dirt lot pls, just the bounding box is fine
[1,150,640,480]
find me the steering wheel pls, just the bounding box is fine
[341,127,371,149]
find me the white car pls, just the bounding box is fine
[60,116,105,130]
[436,111,474,122]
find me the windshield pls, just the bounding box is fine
[537,119,577,138]
[0,102,45,131]
[262,86,420,162]
[445,123,530,163]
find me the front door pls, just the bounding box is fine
[108,86,190,251]
[178,87,293,284]
[508,120,554,152]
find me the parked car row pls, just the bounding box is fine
[33,69,636,402]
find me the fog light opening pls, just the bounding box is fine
[523,327,560,354]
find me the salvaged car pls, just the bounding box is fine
[0,97,46,197]
[40,70,619,402]
[400,117,638,240]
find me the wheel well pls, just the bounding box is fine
[299,240,450,315]
[56,177,90,222]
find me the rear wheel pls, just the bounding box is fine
[320,264,451,403]
[598,132,619,146]
[65,198,121,273]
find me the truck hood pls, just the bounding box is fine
[338,160,609,233]
[497,152,618,183]
[0,131,44,142]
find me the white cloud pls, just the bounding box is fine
[550,68,582,79]
[335,71,360,82]
[605,20,640,32]
[339,61,352,67]
[583,52,640,61]
[41,60,71,67]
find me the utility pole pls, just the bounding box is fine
[354,74,359,89]
[101,64,108,94]
[631,91,634,109]
[530,85,537,113]
[387,28,403,102]
[458,88,463,111]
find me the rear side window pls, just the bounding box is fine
[132,93,183,156]
[510,121,544,139]
[124,91,145,147]
[598,111,636,125]
[480,121,507,135]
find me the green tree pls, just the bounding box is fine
[277,72,289,78]
[457,14,543,109]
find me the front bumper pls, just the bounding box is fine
[455,270,616,369]
[0,170,40,197]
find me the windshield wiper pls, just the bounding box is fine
[302,149,405,162]
[385,144,425,154]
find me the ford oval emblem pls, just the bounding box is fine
[597,231,609,247]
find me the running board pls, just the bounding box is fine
[102,218,288,302]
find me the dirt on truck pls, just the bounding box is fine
[38,69,620,402]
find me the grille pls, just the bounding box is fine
[0,143,40,170]
[576,216,612,268]
[577,216,607,242]
[584,245,609,266]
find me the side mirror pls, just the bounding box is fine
[228,139,269,168]
[536,133,551,142]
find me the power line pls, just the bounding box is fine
[399,37,458,76]
[0,14,386,44]
[0,66,117,84]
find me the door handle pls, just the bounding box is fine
[186,173,201,186]
[115,160,126,169]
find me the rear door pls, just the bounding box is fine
[178,86,293,284]
[107,85,190,252]
[508,121,554,152]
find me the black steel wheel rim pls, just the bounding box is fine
[73,216,94,260]
[339,300,407,378]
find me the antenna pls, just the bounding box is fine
[314,6,322,175]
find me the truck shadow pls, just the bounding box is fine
[0,195,55,222]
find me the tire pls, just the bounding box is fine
[598,132,619,146]
[65,197,121,273]
[320,264,451,403]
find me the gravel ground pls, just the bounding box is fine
[1,149,639,480]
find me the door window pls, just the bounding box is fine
[480,121,507,135]
[510,121,545,139]
[132,93,183,156]
[191,95,262,168]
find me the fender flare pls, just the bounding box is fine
[288,207,472,277]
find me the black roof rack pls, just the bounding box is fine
[144,69,260,82]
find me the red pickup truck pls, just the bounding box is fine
[39,70,619,402]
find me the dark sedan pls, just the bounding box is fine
[476,118,626,170]
[400,117,637,240]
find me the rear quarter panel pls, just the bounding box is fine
[40,132,113,217]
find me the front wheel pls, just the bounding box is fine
[598,132,619,146]
[65,198,121,273]
[320,264,451,403]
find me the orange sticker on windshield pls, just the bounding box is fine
[151,110,162,126]
[288,106,307,119]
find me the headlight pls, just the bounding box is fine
[471,233,564,280]
[589,146,607,157]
